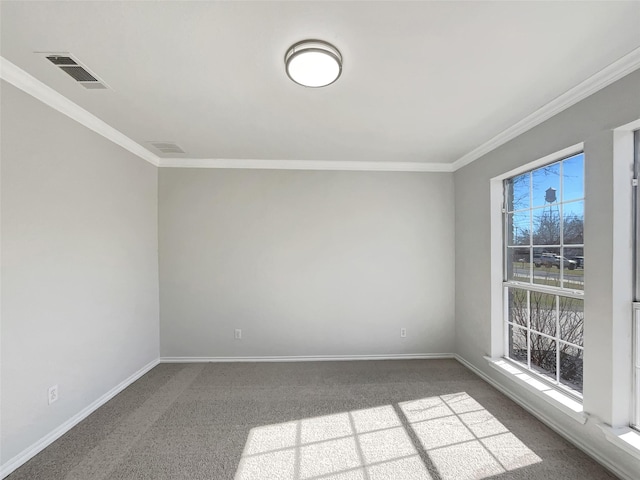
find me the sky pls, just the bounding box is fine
[508,153,584,245]
[509,152,584,216]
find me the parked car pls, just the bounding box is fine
[533,253,577,270]
[572,256,584,268]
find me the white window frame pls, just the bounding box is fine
[599,120,640,462]
[488,144,586,418]
[634,128,640,431]
[634,302,640,431]
[502,152,585,399]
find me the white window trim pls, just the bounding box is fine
[485,356,587,424]
[598,424,640,462]
[635,284,640,431]
[609,124,636,428]
[489,144,586,416]
[597,119,640,463]
[634,129,640,431]
[491,144,584,356]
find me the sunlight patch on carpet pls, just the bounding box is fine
[400,392,542,479]
[234,392,541,480]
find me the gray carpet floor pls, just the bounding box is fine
[8,359,617,480]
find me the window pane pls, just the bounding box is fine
[559,343,583,393]
[563,201,584,245]
[533,247,561,288]
[530,291,556,336]
[507,248,531,283]
[530,333,556,382]
[508,325,528,365]
[559,296,583,347]
[532,163,560,208]
[507,173,530,212]
[533,207,560,245]
[563,247,583,291]
[508,288,528,327]
[562,153,584,202]
[507,211,531,246]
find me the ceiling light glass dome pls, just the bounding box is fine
[285,40,342,88]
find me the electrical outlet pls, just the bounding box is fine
[234,328,242,340]
[48,385,58,405]
[400,328,407,338]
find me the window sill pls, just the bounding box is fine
[598,425,640,461]
[485,356,588,424]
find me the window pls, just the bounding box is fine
[503,152,585,396]
[634,302,640,430]
[634,129,640,430]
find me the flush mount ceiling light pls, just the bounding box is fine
[285,40,342,88]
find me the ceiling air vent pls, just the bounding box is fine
[149,142,186,155]
[59,66,98,82]
[43,53,108,89]
[46,55,77,65]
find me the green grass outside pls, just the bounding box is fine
[513,261,584,277]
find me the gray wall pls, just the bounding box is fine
[0,82,160,464]
[455,70,640,477]
[159,169,454,357]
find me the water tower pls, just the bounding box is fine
[542,187,560,244]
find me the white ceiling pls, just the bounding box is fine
[1,1,639,168]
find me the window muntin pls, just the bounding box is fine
[503,152,585,396]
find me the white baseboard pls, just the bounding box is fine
[0,358,160,479]
[454,354,635,480]
[161,353,455,363]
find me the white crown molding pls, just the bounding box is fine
[0,56,160,167]
[0,57,450,173]
[160,353,454,363]
[159,157,453,172]
[451,46,640,172]
[4,45,639,174]
[0,358,160,479]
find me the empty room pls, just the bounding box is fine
[2,1,640,479]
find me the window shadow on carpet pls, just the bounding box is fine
[234,392,542,480]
